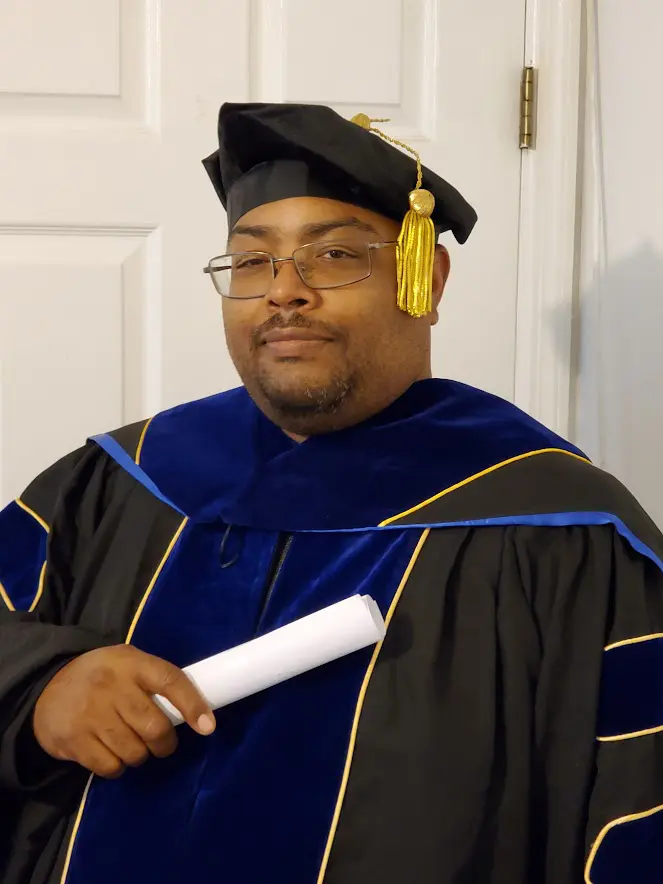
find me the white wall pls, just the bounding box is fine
[574,0,663,526]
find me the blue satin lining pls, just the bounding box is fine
[90,433,187,517]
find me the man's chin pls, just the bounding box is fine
[254,369,354,418]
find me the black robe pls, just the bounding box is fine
[1,379,662,884]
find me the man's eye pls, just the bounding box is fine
[320,248,357,260]
[235,257,268,270]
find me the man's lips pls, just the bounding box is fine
[260,327,334,345]
[258,327,335,358]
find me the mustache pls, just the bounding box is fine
[251,313,341,347]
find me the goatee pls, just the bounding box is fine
[255,371,353,422]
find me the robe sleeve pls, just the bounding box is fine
[0,448,116,793]
[513,523,663,884]
[0,446,88,613]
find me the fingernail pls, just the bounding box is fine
[197,713,215,734]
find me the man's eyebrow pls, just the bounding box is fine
[229,224,273,241]
[228,216,380,246]
[299,217,380,239]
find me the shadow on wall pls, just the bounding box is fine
[571,243,663,526]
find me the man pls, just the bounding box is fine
[1,102,662,884]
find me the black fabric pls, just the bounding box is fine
[226,159,349,231]
[20,448,87,529]
[394,451,663,557]
[326,522,663,884]
[202,102,478,241]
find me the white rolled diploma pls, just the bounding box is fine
[154,594,386,725]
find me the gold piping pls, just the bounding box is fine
[28,561,47,613]
[0,579,15,611]
[584,803,663,883]
[135,417,153,466]
[316,528,431,884]
[125,517,188,643]
[598,723,663,742]
[598,633,663,741]
[379,448,590,527]
[12,498,50,611]
[59,775,94,884]
[604,632,663,652]
[15,497,50,533]
[60,516,189,884]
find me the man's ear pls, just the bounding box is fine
[429,244,451,327]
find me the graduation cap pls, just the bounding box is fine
[202,102,477,318]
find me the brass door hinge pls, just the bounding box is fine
[520,66,538,149]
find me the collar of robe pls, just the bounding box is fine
[117,378,584,532]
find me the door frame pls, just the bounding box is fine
[514,0,583,438]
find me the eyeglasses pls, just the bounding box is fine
[203,240,397,299]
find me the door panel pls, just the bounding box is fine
[0,0,526,503]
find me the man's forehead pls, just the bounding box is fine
[229,198,391,242]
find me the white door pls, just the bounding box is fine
[0,0,526,505]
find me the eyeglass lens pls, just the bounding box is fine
[207,240,373,298]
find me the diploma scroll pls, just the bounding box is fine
[154,594,386,725]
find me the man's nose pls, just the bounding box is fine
[266,259,317,311]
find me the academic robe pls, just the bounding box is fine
[1,378,662,884]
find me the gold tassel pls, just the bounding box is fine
[351,113,436,317]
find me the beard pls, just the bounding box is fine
[254,365,354,429]
[243,312,357,433]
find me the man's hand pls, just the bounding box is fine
[33,645,215,779]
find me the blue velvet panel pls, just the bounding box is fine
[64,524,422,884]
[587,806,663,884]
[134,378,584,530]
[0,500,47,611]
[597,637,663,739]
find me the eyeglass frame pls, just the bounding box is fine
[202,239,398,299]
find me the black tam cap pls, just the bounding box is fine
[202,102,477,244]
